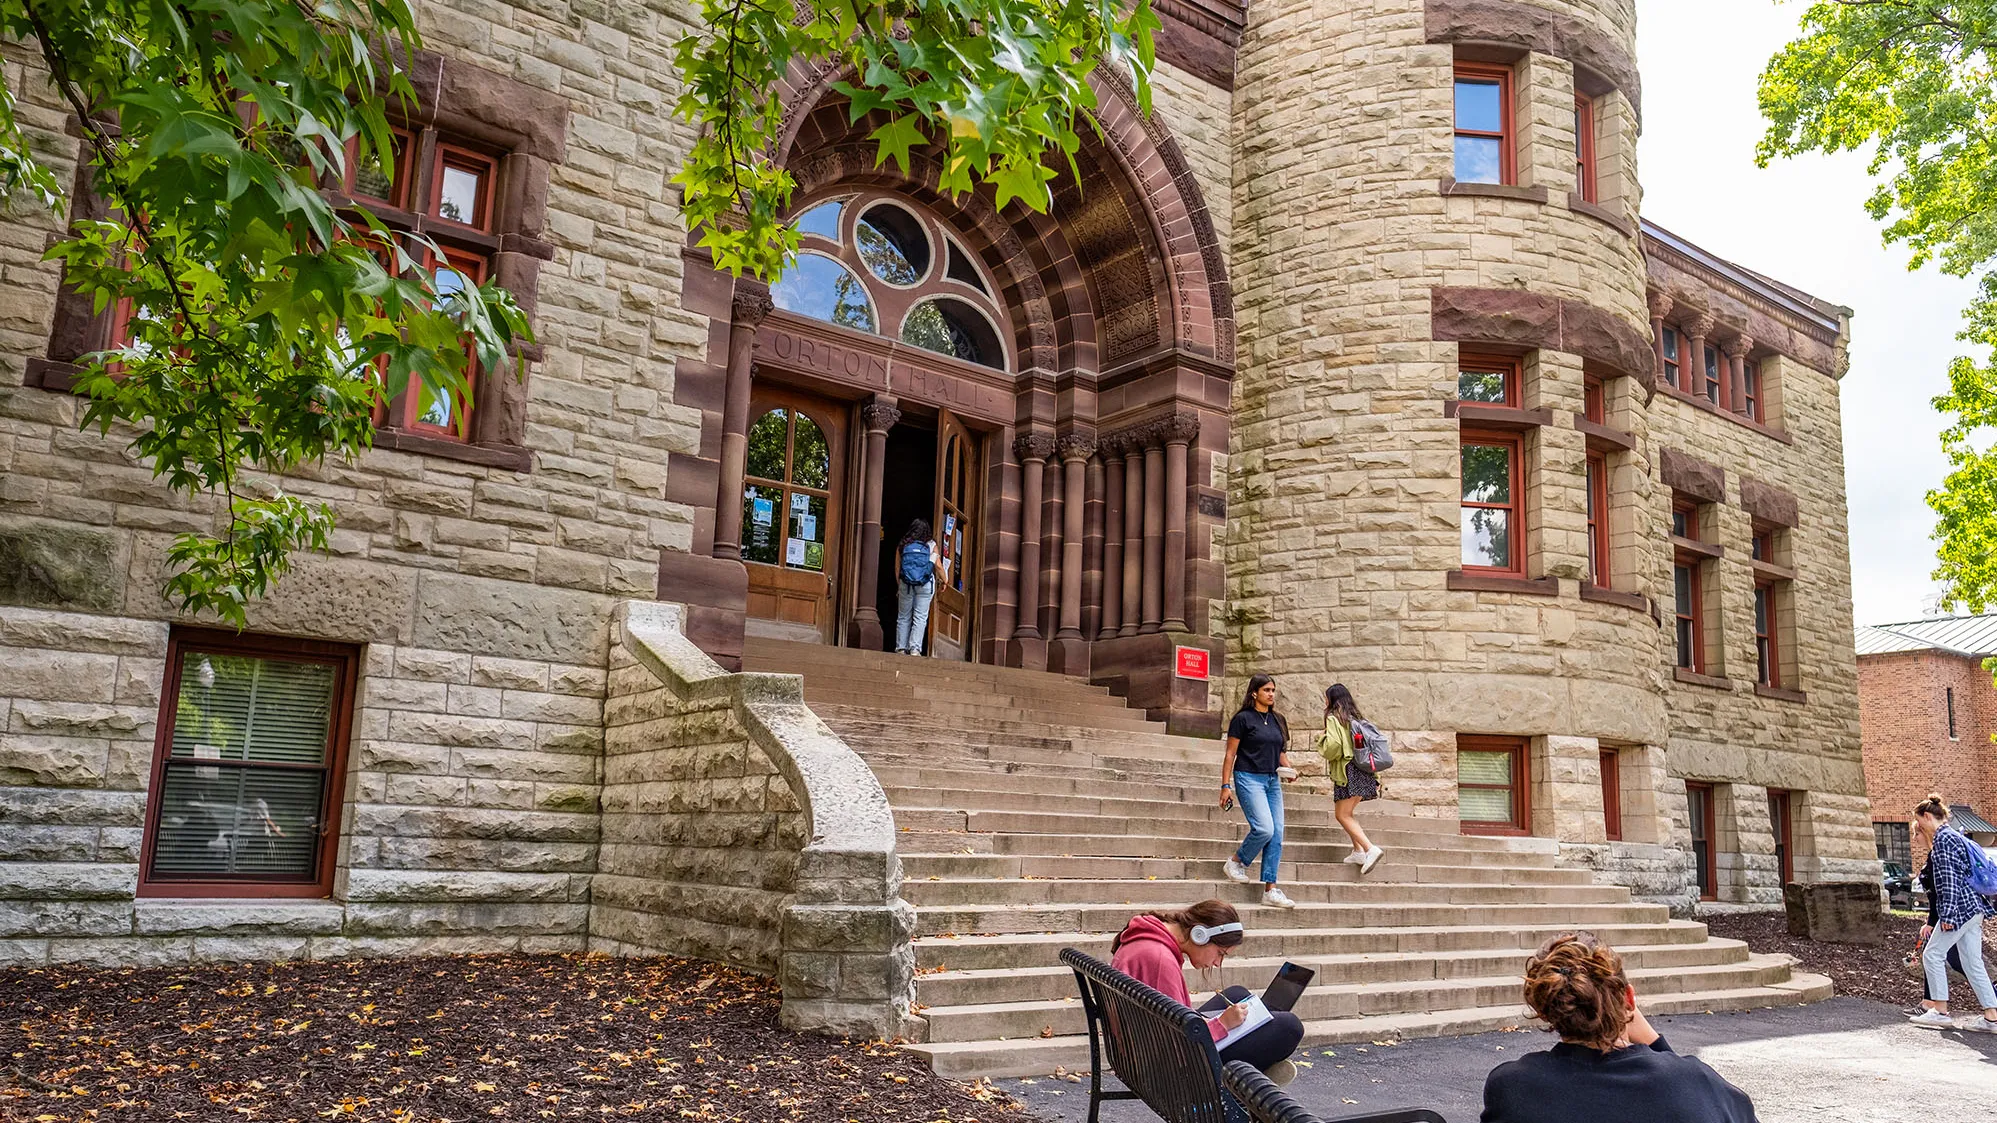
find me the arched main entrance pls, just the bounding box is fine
[663,67,1242,732]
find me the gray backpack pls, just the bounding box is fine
[1350,718,1393,773]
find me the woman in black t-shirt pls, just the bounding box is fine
[1221,673,1297,908]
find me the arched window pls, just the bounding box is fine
[771,191,1010,371]
[742,408,831,572]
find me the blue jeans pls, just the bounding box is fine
[895,578,936,654]
[1233,772,1284,885]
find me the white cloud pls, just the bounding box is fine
[1637,1,1975,625]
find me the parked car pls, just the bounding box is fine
[1883,861,1916,911]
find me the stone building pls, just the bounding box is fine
[1857,616,1997,867]
[0,0,1872,1047]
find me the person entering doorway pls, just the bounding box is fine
[895,519,940,656]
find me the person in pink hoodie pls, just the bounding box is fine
[1110,899,1304,1085]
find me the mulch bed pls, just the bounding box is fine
[1703,910,1995,1011]
[0,954,1031,1123]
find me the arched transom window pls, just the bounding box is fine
[771,192,1009,371]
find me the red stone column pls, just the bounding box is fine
[1647,290,1672,391]
[1120,431,1143,637]
[1162,412,1198,632]
[1082,450,1105,641]
[1141,429,1165,634]
[1040,456,1063,641]
[1010,432,1054,660]
[1685,312,1714,405]
[1099,439,1125,640]
[1050,433,1095,673]
[846,397,900,651]
[711,281,772,561]
[1724,334,1753,416]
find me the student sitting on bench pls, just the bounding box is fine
[1111,900,1305,1085]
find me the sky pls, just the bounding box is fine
[1634,1,1976,628]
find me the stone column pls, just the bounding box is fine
[1050,434,1094,674]
[1010,432,1054,662]
[1141,429,1165,634]
[846,397,900,651]
[1120,431,1143,637]
[712,281,773,561]
[1647,290,1673,391]
[1162,412,1198,632]
[1082,450,1106,641]
[1685,312,1714,404]
[1100,439,1125,639]
[1040,456,1063,641]
[1724,334,1753,416]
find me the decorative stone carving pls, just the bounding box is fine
[1056,432,1098,462]
[1013,432,1058,463]
[1160,410,1202,445]
[1685,312,1716,339]
[1647,290,1674,320]
[732,283,774,328]
[859,400,901,432]
[1721,334,1753,358]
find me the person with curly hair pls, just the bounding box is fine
[1908,794,1997,1031]
[1480,931,1757,1123]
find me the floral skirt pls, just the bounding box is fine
[1334,766,1380,802]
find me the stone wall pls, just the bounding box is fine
[592,602,913,1037]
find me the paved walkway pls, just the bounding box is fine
[1000,997,1997,1122]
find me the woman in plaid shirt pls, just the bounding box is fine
[1910,795,1997,1031]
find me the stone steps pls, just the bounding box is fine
[907,973,1835,1079]
[740,636,1827,1080]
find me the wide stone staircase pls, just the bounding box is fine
[743,637,1831,1079]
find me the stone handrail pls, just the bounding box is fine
[609,600,915,1038]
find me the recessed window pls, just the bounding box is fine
[1743,358,1762,421]
[1754,582,1778,686]
[1460,433,1521,573]
[1583,376,1606,424]
[902,298,1003,369]
[796,199,844,241]
[1601,749,1622,842]
[1948,686,1959,739]
[1453,63,1513,185]
[344,130,411,209]
[1702,344,1723,405]
[1459,737,1528,834]
[140,630,358,897]
[1574,95,1596,203]
[1674,562,1701,671]
[1586,452,1610,588]
[1457,354,1518,405]
[1687,782,1716,899]
[430,149,494,231]
[1661,327,1680,389]
[856,203,930,285]
[772,252,878,332]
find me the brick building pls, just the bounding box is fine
[1858,617,1997,868]
[0,0,1873,1045]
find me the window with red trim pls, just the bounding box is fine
[1586,451,1610,588]
[1601,749,1622,842]
[1453,62,1514,185]
[1583,376,1605,424]
[342,129,413,209]
[1767,789,1793,885]
[1702,343,1724,406]
[138,628,358,898]
[1751,529,1773,562]
[1661,327,1680,389]
[1461,429,1522,574]
[1754,580,1780,687]
[1743,358,1762,421]
[1458,353,1520,406]
[1687,782,1717,899]
[1459,736,1530,835]
[1574,95,1596,203]
[1671,499,1707,673]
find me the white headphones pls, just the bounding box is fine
[1189,921,1243,945]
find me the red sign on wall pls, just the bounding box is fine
[1175,646,1210,681]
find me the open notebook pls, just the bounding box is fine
[1212,995,1275,1052]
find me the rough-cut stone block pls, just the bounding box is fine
[411,573,610,665]
[1783,881,1883,946]
[0,518,125,610]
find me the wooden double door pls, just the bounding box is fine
[741,385,981,656]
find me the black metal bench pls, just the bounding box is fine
[1223,1059,1446,1123]
[1061,948,1447,1123]
[1062,946,1245,1122]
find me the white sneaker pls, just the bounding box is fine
[1223,857,1254,884]
[1262,887,1297,909]
[1909,1008,1957,1029]
[1965,1017,1997,1034]
[1342,849,1368,865]
[1359,847,1385,875]
[1263,1060,1297,1087]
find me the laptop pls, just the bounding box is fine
[1261,961,1315,1013]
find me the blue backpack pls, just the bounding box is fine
[899,540,934,585]
[1965,835,1997,897]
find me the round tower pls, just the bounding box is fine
[1228,1,1664,847]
